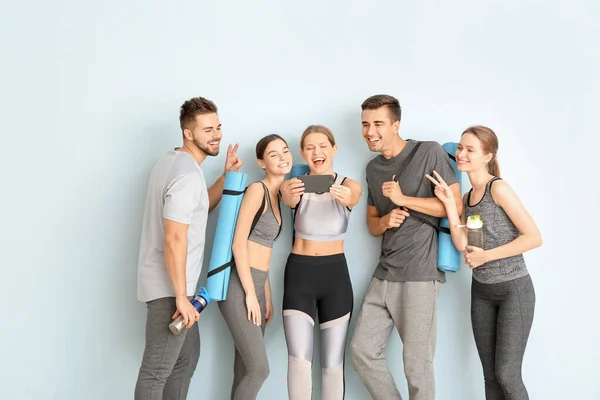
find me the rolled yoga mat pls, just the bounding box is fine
[289,164,309,233]
[205,171,248,301]
[437,142,463,273]
[290,164,309,179]
[290,164,310,243]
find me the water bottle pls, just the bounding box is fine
[169,287,212,335]
[466,215,484,248]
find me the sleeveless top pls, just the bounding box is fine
[293,173,351,242]
[248,182,282,248]
[464,177,528,284]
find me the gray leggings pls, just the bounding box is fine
[218,267,269,400]
[471,274,535,400]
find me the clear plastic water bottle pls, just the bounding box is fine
[169,287,212,335]
[466,215,484,248]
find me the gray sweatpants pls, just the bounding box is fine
[350,277,440,400]
[218,267,270,400]
[471,274,535,400]
[134,296,201,400]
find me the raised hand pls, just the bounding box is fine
[380,207,410,229]
[225,143,243,172]
[330,184,352,207]
[425,170,455,205]
[382,175,405,206]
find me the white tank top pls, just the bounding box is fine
[293,173,351,242]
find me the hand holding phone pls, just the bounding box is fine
[281,178,305,198]
[330,184,352,206]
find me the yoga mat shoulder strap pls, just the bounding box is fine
[207,260,234,277]
[399,140,453,236]
[222,188,246,196]
[406,213,451,235]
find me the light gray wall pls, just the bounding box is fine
[1,1,597,399]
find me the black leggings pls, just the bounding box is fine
[471,274,535,400]
[282,253,353,400]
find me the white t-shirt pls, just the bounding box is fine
[137,150,209,302]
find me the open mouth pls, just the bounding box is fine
[312,157,325,167]
[457,159,469,165]
[208,140,220,146]
[278,162,289,168]
[367,137,380,145]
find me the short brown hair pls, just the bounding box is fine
[179,97,218,130]
[300,125,336,149]
[361,94,401,123]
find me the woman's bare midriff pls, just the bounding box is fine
[246,241,273,272]
[291,237,344,256]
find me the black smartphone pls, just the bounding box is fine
[297,174,335,193]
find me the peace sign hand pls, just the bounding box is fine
[425,170,455,205]
[225,143,243,172]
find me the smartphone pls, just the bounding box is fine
[297,174,335,193]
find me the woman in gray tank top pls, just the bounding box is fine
[217,134,292,400]
[426,125,542,399]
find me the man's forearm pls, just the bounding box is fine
[208,172,226,212]
[400,196,446,218]
[165,236,188,297]
[367,216,387,236]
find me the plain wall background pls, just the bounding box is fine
[1,1,598,399]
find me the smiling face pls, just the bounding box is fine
[361,106,400,154]
[456,132,493,173]
[257,138,292,176]
[301,132,337,174]
[185,112,222,157]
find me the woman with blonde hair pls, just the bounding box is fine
[279,125,362,400]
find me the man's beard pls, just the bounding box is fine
[194,139,219,157]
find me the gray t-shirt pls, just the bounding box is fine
[366,140,458,283]
[137,150,209,302]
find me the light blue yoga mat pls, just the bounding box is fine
[290,164,309,179]
[437,142,463,273]
[289,164,309,234]
[205,171,248,301]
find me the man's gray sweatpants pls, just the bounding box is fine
[134,297,201,400]
[350,277,440,400]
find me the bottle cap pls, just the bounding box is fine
[466,215,483,229]
[198,286,212,304]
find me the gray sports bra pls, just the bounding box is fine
[248,182,282,248]
[293,173,351,242]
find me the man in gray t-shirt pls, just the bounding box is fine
[350,95,462,400]
[134,97,242,400]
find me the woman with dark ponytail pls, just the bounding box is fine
[426,125,542,399]
[218,134,293,400]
